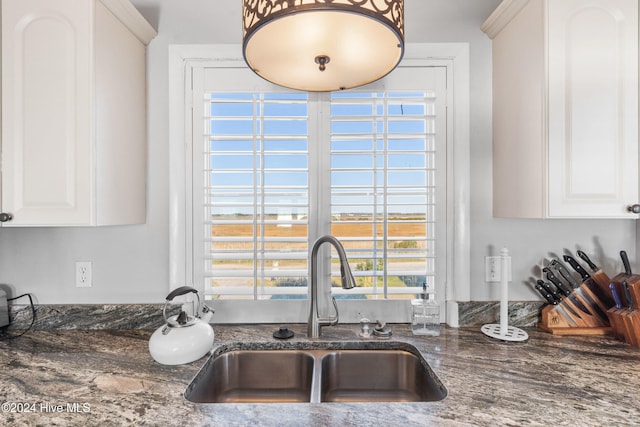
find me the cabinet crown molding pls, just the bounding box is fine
[99,0,157,45]
[481,0,530,39]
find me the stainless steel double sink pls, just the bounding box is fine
[185,342,447,403]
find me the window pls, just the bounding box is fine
[170,45,470,325]
[328,90,444,300]
[203,92,310,301]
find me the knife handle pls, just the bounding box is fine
[551,260,580,288]
[538,280,561,302]
[576,250,598,271]
[610,283,623,310]
[621,251,632,276]
[535,282,557,305]
[544,267,572,297]
[563,255,590,280]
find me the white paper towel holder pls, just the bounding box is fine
[481,247,528,342]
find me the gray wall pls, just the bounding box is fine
[0,0,635,304]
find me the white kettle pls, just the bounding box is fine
[149,286,214,365]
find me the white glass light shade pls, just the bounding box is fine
[242,1,404,92]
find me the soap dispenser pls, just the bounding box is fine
[410,283,440,336]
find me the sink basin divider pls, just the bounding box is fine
[309,351,323,403]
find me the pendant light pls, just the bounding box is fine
[242,0,405,92]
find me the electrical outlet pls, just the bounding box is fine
[485,256,500,282]
[75,261,92,288]
[485,256,512,282]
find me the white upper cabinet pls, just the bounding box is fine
[483,0,638,218]
[1,0,156,226]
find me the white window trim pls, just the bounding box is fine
[168,44,470,326]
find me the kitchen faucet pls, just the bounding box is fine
[308,235,356,338]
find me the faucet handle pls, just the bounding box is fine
[315,296,340,328]
[329,296,340,326]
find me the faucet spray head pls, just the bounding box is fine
[340,263,357,289]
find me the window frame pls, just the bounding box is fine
[168,44,470,326]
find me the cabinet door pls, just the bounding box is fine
[1,0,92,225]
[547,0,638,217]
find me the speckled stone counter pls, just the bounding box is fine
[1,324,639,426]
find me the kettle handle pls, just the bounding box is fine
[166,286,198,301]
[163,286,202,325]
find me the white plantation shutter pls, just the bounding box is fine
[203,92,310,299]
[329,90,441,298]
[192,65,447,321]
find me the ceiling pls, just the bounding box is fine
[129,0,501,44]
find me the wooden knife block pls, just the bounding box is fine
[538,283,612,336]
[584,273,614,308]
[607,308,640,346]
[606,279,640,347]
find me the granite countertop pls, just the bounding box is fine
[1,324,639,426]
